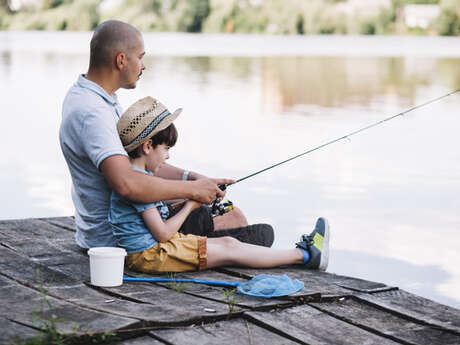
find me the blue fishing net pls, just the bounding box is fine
[237,274,304,298]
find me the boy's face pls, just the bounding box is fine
[146,143,170,173]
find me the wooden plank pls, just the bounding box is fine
[216,266,373,298]
[151,318,300,345]
[0,267,232,336]
[0,318,41,343]
[40,216,76,232]
[51,283,234,324]
[355,290,460,334]
[0,276,137,335]
[0,245,81,288]
[311,297,460,345]
[0,223,90,281]
[124,269,318,309]
[174,270,317,308]
[0,218,75,240]
[218,266,395,293]
[245,304,401,345]
[2,217,457,345]
[38,252,91,281]
[116,335,166,344]
[0,241,243,328]
[0,246,234,325]
[0,237,72,259]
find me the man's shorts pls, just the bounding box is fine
[175,205,215,236]
[174,205,275,247]
[126,232,207,273]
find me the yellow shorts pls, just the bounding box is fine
[126,232,207,273]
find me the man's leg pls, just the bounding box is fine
[213,206,248,230]
[207,224,274,248]
[177,205,274,247]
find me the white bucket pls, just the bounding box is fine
[88,247,127,287]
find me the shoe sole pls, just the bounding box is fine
[319,218,330,271]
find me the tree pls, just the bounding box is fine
[0,0,12,12]
[436,0,460,35]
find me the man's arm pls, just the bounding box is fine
[101,155,232,204]
[154,163,206,181]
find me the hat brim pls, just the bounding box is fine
[124,108,182,153]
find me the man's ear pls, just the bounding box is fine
[115,52,126,70]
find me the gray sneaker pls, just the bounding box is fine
[296,217,330,271]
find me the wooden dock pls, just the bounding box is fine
[0,217,459,345]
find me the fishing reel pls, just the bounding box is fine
[210,184,233,217]
[211,199,234,217]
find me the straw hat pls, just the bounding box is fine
[118,96,182,152]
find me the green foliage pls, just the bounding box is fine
[0,0,458,36]
[393,0,439,5]
[11,271,118,345]
[0,0,11,12]
[167,273,190,293]
[222,288,237,316]
[100,0,210,32]
[435,0,460,35]
[11,273,67,345]
[5,0,99,31]
[40,0,73,10]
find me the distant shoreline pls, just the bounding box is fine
[1,31,460,58]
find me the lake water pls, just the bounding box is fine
[1,32,459,309]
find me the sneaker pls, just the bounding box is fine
[207,223,275,247]
[296,217,330,271]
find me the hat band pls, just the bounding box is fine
[127,109,171,147]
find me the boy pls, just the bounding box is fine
[109,97,330,273]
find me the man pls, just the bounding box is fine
[59,20,273,249]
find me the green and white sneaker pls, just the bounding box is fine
[296,217,330,271]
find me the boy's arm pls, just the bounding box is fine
[142,201,201,243]
[101,155,232,204]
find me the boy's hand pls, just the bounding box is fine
[212,178,235,202]
[190,178,235,204]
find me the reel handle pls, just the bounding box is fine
[211,184,229,216]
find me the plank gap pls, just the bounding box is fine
[242,313,306,345]
[351,295,460,336]
[307,300,415,345]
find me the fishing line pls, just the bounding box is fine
[232,88,460,185]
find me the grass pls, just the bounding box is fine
[165,273,190,293]
[10,270,118,345]
[222,288,237,318]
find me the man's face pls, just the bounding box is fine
[121,36,145,89]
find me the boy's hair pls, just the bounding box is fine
[128,123,178,159]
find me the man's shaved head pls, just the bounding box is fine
[89,20,142,69]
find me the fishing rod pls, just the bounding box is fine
[215,88,460,197]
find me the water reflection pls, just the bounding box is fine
[0,51,12,77]
[332,250,457,308]
[0,33,459,309]
[148,55,460,114]
[259,56,460,111]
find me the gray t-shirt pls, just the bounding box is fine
[59,75,128,248]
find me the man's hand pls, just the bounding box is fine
[190,178,235,204]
